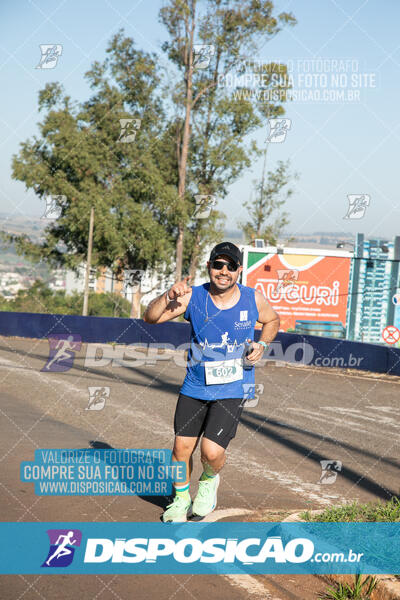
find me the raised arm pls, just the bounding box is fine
[142,276,193,324]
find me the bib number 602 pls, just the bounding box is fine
[213,366,235,377]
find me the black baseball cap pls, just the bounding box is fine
[209,242,243,266]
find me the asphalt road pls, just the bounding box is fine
[1,337,399,600]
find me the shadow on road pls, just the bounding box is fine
[245,411,400,470]
[88,440,171,511]
[240,411,399,500]
[0,343,181,398]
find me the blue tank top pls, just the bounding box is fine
[180,282,259,400]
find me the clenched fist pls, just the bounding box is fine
[167,276,192,300]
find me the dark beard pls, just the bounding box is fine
[209,277,236,295]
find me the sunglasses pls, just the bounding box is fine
[211,259,238,272]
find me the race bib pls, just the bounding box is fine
[204,358,243,385]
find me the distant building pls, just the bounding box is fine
[346,234,400,343]
[48,268,66,292]
[64,263,175,309]
[65,265,97,295]
[0,271,27,298]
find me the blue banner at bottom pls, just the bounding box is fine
[1,522,398,575]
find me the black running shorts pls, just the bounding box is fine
[173,393,244,449]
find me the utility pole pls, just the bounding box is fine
[82,206,94,316]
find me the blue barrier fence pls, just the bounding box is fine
[1,310,400,376]
[0,311,190,346]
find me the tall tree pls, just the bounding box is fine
[10,33,177,299]
[238,159,297,245]
[160,0,296,280]
[10,6,296,294]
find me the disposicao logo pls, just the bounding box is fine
[42,334,82,372]
[83,535,314,564]
[42,529,82,567]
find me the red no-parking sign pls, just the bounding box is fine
[382,325,400,345]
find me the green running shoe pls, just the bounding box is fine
[162,495,192,523]
[192,474,220,520]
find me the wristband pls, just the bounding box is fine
[165,290,173,302]
[258,341,269,349]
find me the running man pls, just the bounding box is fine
[45,531,77,566]
[45,335,77,371]
[143,242,280,522]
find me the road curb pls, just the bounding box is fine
[283,511,400,600]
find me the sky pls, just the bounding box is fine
[1,0,399,243]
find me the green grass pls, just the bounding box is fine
[320,574,378,599]
[301,497,400,522]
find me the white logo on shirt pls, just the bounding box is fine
[240,310,248,321]
[234,320,251,330]
[200,332,243,352]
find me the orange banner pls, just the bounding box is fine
[245,252,351,331]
